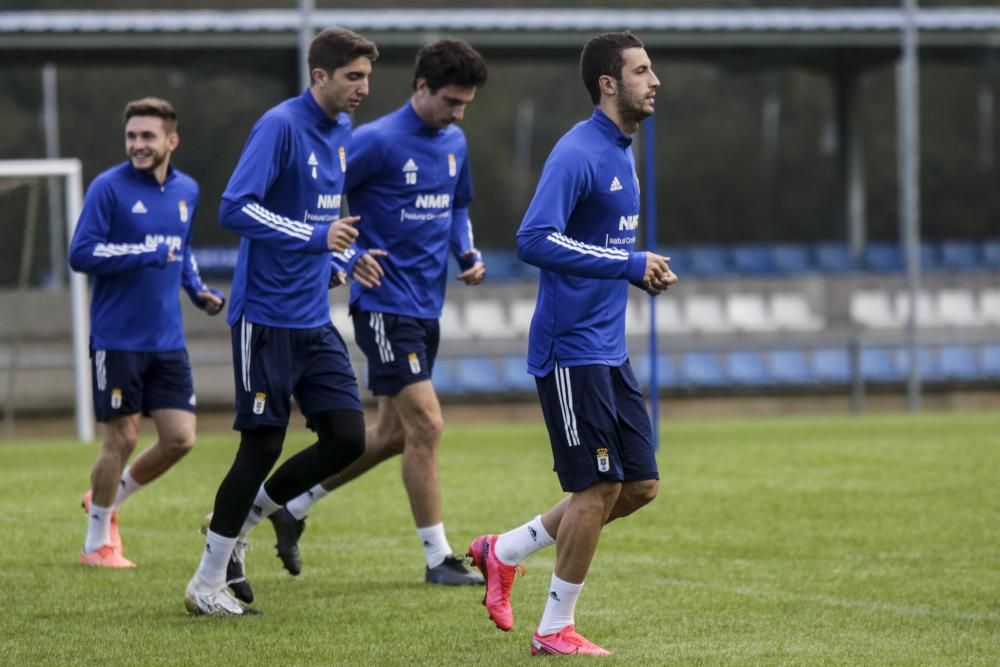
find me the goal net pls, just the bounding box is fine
[0,160,91,442]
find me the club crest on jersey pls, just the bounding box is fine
[338,146,347,172]
[408,353,421,374]
[178,200,189,223]
[111,388,122,409]
[596,447,610,472]
[402,158,418,185]
[448,153,457,177]
[253,392,266,415]
[308,152,319,179]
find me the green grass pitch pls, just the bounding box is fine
[0,412,997,665]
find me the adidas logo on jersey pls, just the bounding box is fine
[402,158,419,173]
[131,200,148,214]
[308,152,319,179]
[609,177,623,192]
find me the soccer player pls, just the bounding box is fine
[69,97,225,569]
[182,27,379,616]
[266,38,488,586]
[466,32,677,655]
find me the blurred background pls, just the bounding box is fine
[1,1,998,436]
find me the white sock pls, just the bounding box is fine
[195,530,237,589]
[83,502,113,553]
[537,574,584,636]
[495,515,555,565]
[286,483,327,521]
[113,467,142,509]
[417,522,452,568]
[238,486,281,538]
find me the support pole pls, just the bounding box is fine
[298,0,315,92]
[643,117,659,449]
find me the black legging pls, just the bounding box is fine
[209,409,366,537]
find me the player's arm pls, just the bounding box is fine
[218,117,357,253]
[450,156,484,285]
[516,149,647,283]
[68,177,172,275]
[335,128,389,288]
[179,197,225,314]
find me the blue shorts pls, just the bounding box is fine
[90,348,196,423]
[535,360,659,493]
[231,318,362,430]
[351,310,439,396]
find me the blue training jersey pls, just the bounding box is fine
[68,162,212,352]
[342,102,476,319]
[221,89,351,328]
[517,109,648,376]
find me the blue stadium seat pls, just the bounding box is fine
[894,346,940,381]
[813,243,856,273]
[455,357,500,393]
[938,345,980,381]
[501,355,535,392]
[725,350,769,386]
[656,353,682,388]
[661,247,690,277]
[920,242,940,273]
[680,351,726,387]
[939,240,981,272]
[770,244,812,275]
[979,344,1000,378]
[861,347,901,382]
[863,243,904,273]
[687,246,730,277]
[730,244,773,276]
[431,359,459,395]
[811,347,851,383]
[982,240,1000,270]
[769,349,813,385]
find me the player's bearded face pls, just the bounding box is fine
[615,48,659,124]
[125,116,174,173]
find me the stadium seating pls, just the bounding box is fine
[726,294,774,332]
[813,243,856,273]
[652,297,688,335]
[863,242,905,273]
[937,345,979,380]
[431,359,459,395]
[861,347,901,382]
[681,351,727,387]
[684,295,732,334]
[983,240,1000,270]
[725,350,770,386]
[455,357,501,393]
[438,302,468,340]
[939,240,980,272]
[895,290,941,328]
[769,349,813,384]
[981,289,1000,326]
[730,244,773,275]
[688,245,731,276]
[850,290,900,329]
[464,300,511,340]
[770,293,823,331]
[501,355,535,392]
[770,244,812,274]
[811,348,852,383]
[936,289,983,328]
[981,344,1000,376]
[508,298,535,337]
[329,306,354,343]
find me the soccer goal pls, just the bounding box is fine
[0,159,92,442]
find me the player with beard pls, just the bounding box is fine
[466,32,677,655]
[69,97,225,568]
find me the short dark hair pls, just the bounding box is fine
[580,32,644,105]
[412,38,488,93]
[123,97,178,133]
[308,27,379,81]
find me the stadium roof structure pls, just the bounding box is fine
[2,7,1000,68]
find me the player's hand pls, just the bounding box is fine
[457,251,486,285]
[326,216,360,252]
[329,270,348,289]
[198,290,225,315]
[641,252,673,293]
[353,249,388,289]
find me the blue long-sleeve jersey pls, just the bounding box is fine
[68,162,213,352]
[341,102,476,319]
[221,89,350,328]
[517,109,648,376]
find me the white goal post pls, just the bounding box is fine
[0,159,92,442]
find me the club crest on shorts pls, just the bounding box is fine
[596,447,610,473]
[178,199,189,223]
[408,353,421,375]
[338,146,346,173]
[448,153,457,177]
[110,388,122,409]
[253,392,267,415]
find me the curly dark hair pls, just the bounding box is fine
[412,38,488,93]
